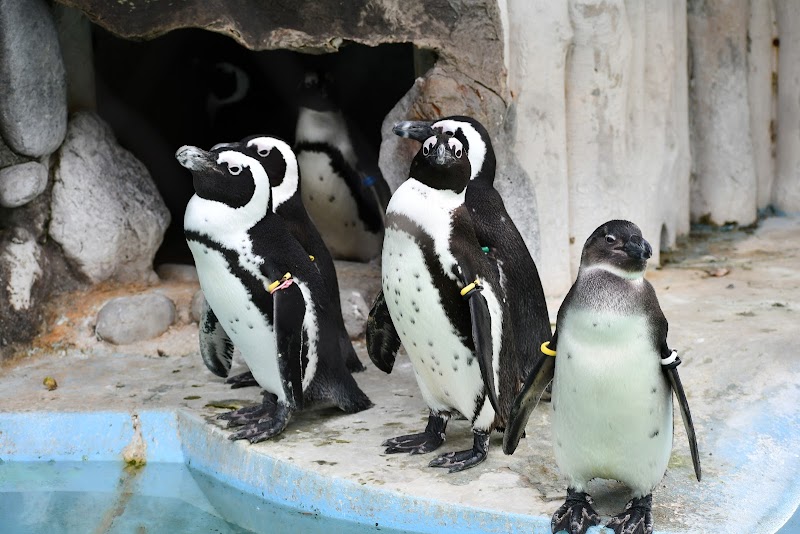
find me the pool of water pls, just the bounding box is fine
[0,460,418,534]
[778,504,800,533]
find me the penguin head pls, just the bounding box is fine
[409,132,472,193]
[581,220,653,277]
[176,144,270,211]
[394,115,494,184]
[241,135,301,210]
[297,70,338,112]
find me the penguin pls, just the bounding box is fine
[367,131,517,472]
[207,134,366,389]
[177,144,372,442]
[502,220,701,534]
[294,70,390,261]
[392,115,551,385]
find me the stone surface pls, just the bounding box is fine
[0,0,68,157]
[95,293,176,345]
[55,0,507,97]
[773,0,800,213]
[340,288,369,340]
[688,0,758,225]
[2,216,800,533]
[49,112,170,283]
[190,289,204,324]
[0,161,48,208]
[156,263,199,284]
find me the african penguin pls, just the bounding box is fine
[503,220,701,534]
[367,131,518,472]
[294,70,390,261]
[208,134,366,387]
[393,115,551,387]
[177,144,372,442]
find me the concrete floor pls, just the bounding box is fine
[1,215,799,533]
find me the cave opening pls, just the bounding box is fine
[90,26,420,265]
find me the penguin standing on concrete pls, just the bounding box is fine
[392,116,551,384]
[178,144,371,442]
[368,131,517,472]
[208,134,365,388]
[503,220,701,534]
[294,71,390,261]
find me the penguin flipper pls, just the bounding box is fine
[366,290,401,373]
[198,300,235,378]
[464,286,499,416]
[273,283,306,410]
[502,331,558,455]
[661,346,702,482]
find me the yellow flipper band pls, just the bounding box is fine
[309,255,315,261]
[541,341,556,357]
[460,278,481,297]
[267,272,292,293]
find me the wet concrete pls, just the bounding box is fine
[1,216,799,533]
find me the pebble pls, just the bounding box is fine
[95,293,176,345]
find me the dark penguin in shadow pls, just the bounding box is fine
[178,144,372,442]
[207,135,366,389]
[367,131,518,472]
[391,116,551,389]
[294,70,390,261]
[503,220,701,534]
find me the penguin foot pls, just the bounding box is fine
[551,488,601,534]
[428,431,489,473]
[605,494,653,534]
[225,371,259,389]
[218,392,278,426]
[382,413,447,454]
[227,403,293,443]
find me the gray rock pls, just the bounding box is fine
[340,288,369,339]
[0,0,67,157]
[156,263,198,283]
[190,289,205,323]
[0,161,48,208]
[49,112,170,283]
[95,293,176,345]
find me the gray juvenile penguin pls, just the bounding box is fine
[503,220,700,534]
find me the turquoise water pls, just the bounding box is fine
[0,461,418,534]
[778,505,800,533]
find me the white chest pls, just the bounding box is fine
[551,307,673,494]
[297,150,381,260]
[187,240,285,402]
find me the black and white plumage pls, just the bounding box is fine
[367,132,518,472]
[503,220,700,534]
[236,135,366,378]
[177,144,372,443]
[294,71,390,261]
[393,116,551,386]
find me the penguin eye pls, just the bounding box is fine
[448,138,463,158]
[422,136,436,156]
[257,147,271,157]
[228,164,242,175]
[605,234,616,244]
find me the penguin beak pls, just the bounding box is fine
[393,120,435,142]
[433,143,450,165]
[623,236,653,260]
[176,145,214,172]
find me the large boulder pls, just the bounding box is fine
[0,0,67,157]
[49,112,170,283]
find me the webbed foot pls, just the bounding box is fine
[606,494,653,534]
[382,413,447,454]
[551,488,601,534]
[217,391,277,425]
[226,402,293,443]
[225,371,259,389]
[428,430,489,473]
